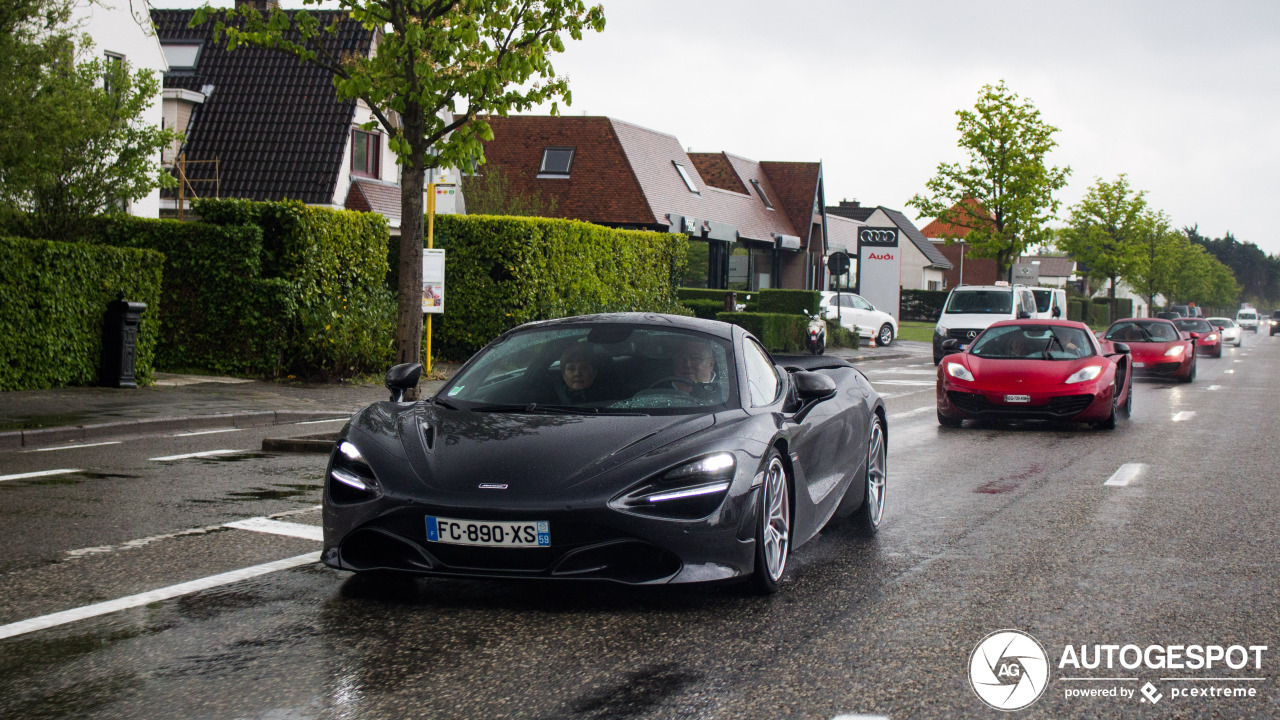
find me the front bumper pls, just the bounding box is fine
[1131,352,1193,378]
[937,379,1113,423]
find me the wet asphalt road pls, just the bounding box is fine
[1,336,1278,719]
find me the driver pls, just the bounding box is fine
[672,337,717,395]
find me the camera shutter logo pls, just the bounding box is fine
[969,630,1050,711]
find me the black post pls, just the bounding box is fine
[101,292,147,388]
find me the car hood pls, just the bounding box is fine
[960,355,1103,391]
[350,403,717,497]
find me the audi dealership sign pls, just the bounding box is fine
[857,227,901,322]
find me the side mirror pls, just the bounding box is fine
[1111,342,1131,355]
[1052,306,1062,318]
[941,339,961,354]
[1188,332,1200,340]
[792,370,837,402]
[385,362,424,402]
[1017,310,1031,319]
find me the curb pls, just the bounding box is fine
[0,410,352,451]
[262,432,338,453]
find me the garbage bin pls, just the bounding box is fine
[101,292,147,388]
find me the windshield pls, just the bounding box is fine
[969,325,1095,360]
[1174,319,1214,333]
[1207,318,1234,328]
[1031,289,1054,313]
[1105,321,1179,342]
[1238,312,1257,320]
[945,290,1013,315]
[438,324,737,414]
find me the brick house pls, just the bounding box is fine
[474,115,831,290]
[920,199,999,287]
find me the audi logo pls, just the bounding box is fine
[859,229,898,245]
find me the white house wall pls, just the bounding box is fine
[74,0,168,219]
[863,208,934,291]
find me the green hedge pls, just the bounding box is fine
[757,289,820,315]
[680,299,725,320]
[0,236,163,390]
[716,312,807,352]
[193,199,395,378]
[677,288,734,303]
[430,215,689,359]
[901,289,948,322]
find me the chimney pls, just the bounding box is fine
[839,199,861,208]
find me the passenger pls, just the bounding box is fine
[554,344,606,404]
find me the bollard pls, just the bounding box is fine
[101,292,147,388]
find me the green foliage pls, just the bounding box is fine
[900,289,949,322]
[715,312,807,353]
[1058,175,1148,315]
[756,289,820,316]
[677,288,735,302]
[429,214,689,359]
[193,198,395,377]
[680,299,724,320]
[824,319,859,350]
[0,235,163,391]
[908,81,1071,277]
[461,166,558,217]
[1186,225,1274,305]
[0,0,178,239]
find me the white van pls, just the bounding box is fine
[1236,308,1260,332]
[1030,287,1067,320]
[932,284,1038,364]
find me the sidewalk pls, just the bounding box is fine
[0,372,452,451]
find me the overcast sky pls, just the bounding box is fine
[160,0,1280,255]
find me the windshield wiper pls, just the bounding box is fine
[430,397,460,411]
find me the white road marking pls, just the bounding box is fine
[878,388,934,400]
[30,441,121,453]
[1172,411,1196,422]
[1225,369,1234,374]
[888,406,933,420]
[172,428,241,437]
[1105,463,1148,487]
[64,506,323,559]
[1234,359,1243,363]
[0,552,321,641]
[149,449,243,462]
[224,517,324,542]
[866,368,936,375]
[0,468,82,483]
[872,379,936,386]
[1207,385,1221,391]
[296,417,349,425]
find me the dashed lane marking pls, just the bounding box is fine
[148,449,243,462]
[1225,369,1235,374]
[0,468,82,483]
[1172,411,1195,422]
[64,506,322,559]
[888,406,933,420]
[172,428,241,437]
[1105,463,1148,487]
[30,441,121,453]
[872,380,936,386]
[225,517,324,542]
[296,417,350,425]
[0,551,321,641]
[1207,385,1221,391]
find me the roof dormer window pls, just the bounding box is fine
[539,147,574,177]
[673,161,699,194]
[161,43,202,73]
[751,179,774,209]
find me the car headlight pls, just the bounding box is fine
[1206,334,1218,342]
[663,452,735,482]
[329,440,378,504]
[935,325,947,337]
[945,362,974,381]
[1164,346,1186,358]
[610,453,736,519]
[1065,365,1103,384]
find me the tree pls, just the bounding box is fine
[1126,210,1183,315]
[0,0,177,239]
[462,165,558,216]
[1058,175,1148,319]
[195,0,606,389]
[908,81,1070,278]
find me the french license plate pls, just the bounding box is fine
[426,516,550,547]
[1134,362,1145,368]
[1004,394,1031,403]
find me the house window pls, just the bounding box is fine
[673,161,699,194]
[103,52,124,95]
[539,147,574,176]
[750,179,773,209]
[352,129,380,178]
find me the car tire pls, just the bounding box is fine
[1181,359,1197,383]
[877,324,894,347]
[1121,382,1133,418]
[852,416,887,537]
[1095,391,1119,431]
[750,451,791,594]
[937,409,962,428]
[817,338,825,355]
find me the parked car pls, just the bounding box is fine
[1100,318,1197,383]
[323,313,888,594]
[1236,308,1260,332]
[820,291,897,347]
[1206,317,1242,347]
[935,320,1133,430]
[1171,304,1203,318]
[932,284,1038,364]
[1173,317,1223,358]
[1030,287,1068,320]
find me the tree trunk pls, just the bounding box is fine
[1108,274,1118,323]
[395,109,428,400]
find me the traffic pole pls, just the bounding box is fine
[425,182,435,376]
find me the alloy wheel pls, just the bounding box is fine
[762,457,790,581]
[865,419,887,527]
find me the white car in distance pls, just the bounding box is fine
[820,291,898,347]
[1206,317,1242,347]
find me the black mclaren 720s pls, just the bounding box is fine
[322,313,888,593]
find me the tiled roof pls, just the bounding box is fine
[153,9,372,204]
[688,152,748,194]
[919,198,993,239]
[759,161,821,249]
[881,207,953,269]
[346,179,402,227]
[1020,255,1076,278]
[827,203,876,223]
